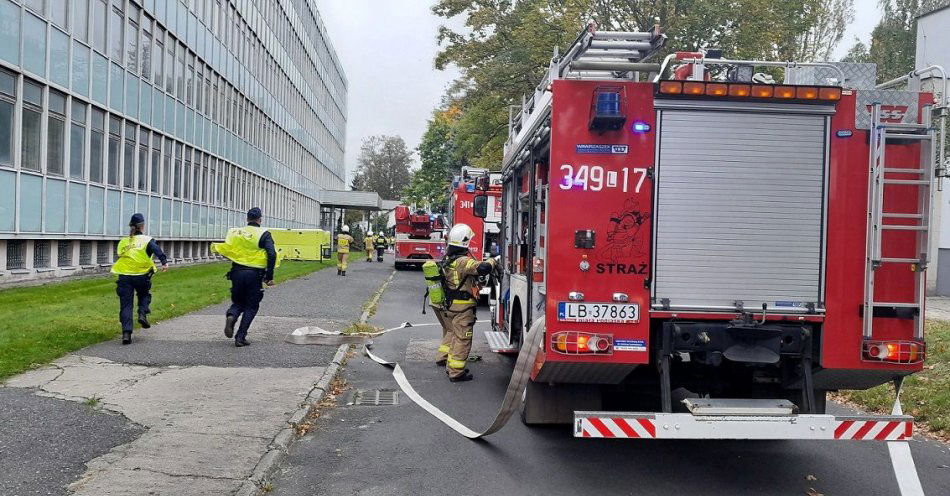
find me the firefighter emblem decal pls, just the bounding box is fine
[597,198,649,275]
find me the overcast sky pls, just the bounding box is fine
[316,0,883,185]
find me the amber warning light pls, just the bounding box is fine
[658,81,841,102]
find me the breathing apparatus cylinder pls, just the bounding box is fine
[422,260,445,307]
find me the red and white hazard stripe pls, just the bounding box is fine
[833,419,912,440]
[575,413,914,441]
[578,417,657,439]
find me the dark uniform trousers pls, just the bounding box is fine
[227,267,265,341]
[116,274,152,332]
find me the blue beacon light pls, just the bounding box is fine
[632,121,651,133]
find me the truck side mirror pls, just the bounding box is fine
[473,194,488,218]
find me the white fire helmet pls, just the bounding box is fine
[341,225,350,233]
[367,231,374,237]
[447,224,476,248]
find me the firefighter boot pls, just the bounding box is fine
[449,368,474,382]
[138,313,151,329]
[121,330,132,345]
[342,271,346,276]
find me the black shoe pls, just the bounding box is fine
[121,331,132,345]
[337,269,341,275]
[436,359,447,367]
[235,339,250,347]
[137,315,151,329]
[224,314,237,338]
[449,369,474,382]
[342,271,346,276]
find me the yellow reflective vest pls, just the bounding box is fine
[111,235,157,275]
[212,225,271,269]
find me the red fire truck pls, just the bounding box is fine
[474,22,946,443]
[448,167,503,261]
[393,205,445,270]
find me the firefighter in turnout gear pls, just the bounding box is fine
[336,225,354,276]
[112,213,168,345]
[211,207,278,347]
[374,234,388,262]
[437,223,498,382]
[365,231,375,262]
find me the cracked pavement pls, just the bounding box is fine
[1,258,393,495]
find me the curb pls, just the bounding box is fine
[359,270,396,324]
[234,343,349,496]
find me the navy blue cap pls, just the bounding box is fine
[247,207,262,220]
[129,213,145,226]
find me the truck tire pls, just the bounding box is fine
[520,381,602,425]
[394,262,404,271]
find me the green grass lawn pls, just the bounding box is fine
[0,258,336,380]
[839,320,950,438]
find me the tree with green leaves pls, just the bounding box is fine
[351,135,413,201]
[403,107,466,212]
[842,1,943,83]
[432,0,855,169]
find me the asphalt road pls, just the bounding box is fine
[0,388,144,496]
[271,268,950,496]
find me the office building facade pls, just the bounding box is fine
[0,0,347,283]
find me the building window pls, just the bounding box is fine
[79,240,92,265]
[34,240,51,268]
[96,240,110,264]
[107,115,120,185]
[6,240,25,269]
[57,240,72,267]
[70,100,88,179]
[150,136,160,194]
[140,16,151,78]
[123,122,135,189]
[90,108,105,183]
[93,0,107,53]
[73,0,90,43]
[137,128,147,191]
[0,69,14,167]
[24,0,45,16]
[50,0,68,29]
[125,4,138,72]
[21,81,43,172]
[110,2,123,63]
[162,137,171,195]
[47,90,67,176]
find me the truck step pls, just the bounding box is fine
[484,331,519,354]
[683,398,798,416]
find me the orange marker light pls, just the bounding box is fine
[683,82,705,95]
[705,83,728,96]
[751,85,774,98]
[796,87,819,99]
[818,87,842,101]
[729,84,751,97]
[658,81,683,94]
[774,86,796,99]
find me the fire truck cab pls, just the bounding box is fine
[476,22,946,440]
[447,168,503,300]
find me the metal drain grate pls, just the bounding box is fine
[347,389,399,406]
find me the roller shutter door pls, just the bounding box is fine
[653,110,826,310]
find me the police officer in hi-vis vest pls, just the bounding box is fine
[111,213,168,345]
[336,225,354,276]
[211,207,277,347]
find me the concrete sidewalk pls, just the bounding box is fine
[1,258,393,496]
[926,296,950,321]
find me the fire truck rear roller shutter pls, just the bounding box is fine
[654,109,826,311]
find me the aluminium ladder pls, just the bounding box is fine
[863,103,936,342]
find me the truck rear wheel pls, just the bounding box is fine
[520,381,602,425]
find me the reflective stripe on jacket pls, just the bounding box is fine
[212,225,268,268]
[111,235,157,275]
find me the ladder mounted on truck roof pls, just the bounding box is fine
[503,21,667,171]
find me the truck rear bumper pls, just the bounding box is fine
[573,411,913,440]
